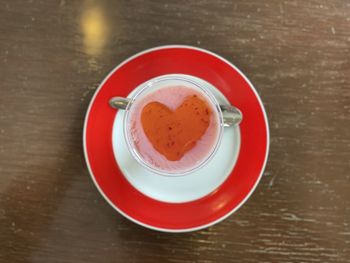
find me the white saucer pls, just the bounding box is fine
[112,75,241,203]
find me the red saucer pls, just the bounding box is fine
[83,45,269,232]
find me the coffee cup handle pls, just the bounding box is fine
[109,97,242,127]
[109,97,130,110]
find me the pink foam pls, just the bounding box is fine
[128,86,220,173]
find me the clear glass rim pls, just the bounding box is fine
[123,74,224,177]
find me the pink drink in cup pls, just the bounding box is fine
[128,85,221,174]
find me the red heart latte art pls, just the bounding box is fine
[141,95,211,161]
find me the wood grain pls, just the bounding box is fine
[0,0,349,262]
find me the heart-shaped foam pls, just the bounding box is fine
[141,95,212,161]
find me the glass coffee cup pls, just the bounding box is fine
[109,74,242,176]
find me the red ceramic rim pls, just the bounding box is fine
[83,45,270,232]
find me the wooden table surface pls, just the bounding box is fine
[1,0,349,262]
